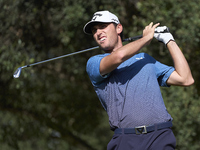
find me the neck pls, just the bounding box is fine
[103,36,123,53]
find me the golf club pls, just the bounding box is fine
[13,27,169,79]
[13,46,100,78]
[13,35,143,78]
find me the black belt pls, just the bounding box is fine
[114,121,172,135]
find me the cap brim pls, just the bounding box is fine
[84,21,113,35]
[83,21,99,35]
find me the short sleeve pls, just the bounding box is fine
[154,59,175,87]
[86,54,110,86]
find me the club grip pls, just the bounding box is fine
[154,27,170,33]
[123,27,170,42]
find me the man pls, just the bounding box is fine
[83,10,194,150]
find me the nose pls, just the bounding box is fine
[96,28,102,35]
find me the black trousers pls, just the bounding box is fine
[107,128,176,150]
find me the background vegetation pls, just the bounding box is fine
[0,0,199,149]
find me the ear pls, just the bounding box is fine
[116,24,123,34]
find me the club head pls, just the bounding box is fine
[13,67,22,78]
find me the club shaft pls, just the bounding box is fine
[23,46,100,68]
[13,35,143,78]
[123,35,142,42]
[22,35,142,69]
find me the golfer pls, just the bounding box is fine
[84,10,194,150]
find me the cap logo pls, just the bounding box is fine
[112,19,119,24]
[92,13,103,21]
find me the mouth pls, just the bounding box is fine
[99,36,107,42]
[100,37,106,41]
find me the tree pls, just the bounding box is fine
[0,0,199,149]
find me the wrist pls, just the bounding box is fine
[141,35,152,46]
[166,40,176,46]
[164,34,175,45]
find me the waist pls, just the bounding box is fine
[114,121,173,135]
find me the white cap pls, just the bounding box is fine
[83,10,120,35]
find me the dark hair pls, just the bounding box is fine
[113,23,123,41]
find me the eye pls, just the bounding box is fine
[92,23,109,34]
[100,24,108,29]
[92,28,97,34]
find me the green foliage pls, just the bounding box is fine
[161,85,200,150]
[0,0,200,149]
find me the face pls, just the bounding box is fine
[92,23,122,52]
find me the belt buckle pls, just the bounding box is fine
[135,125,147,134]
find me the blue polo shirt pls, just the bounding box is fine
[86,52,175,130]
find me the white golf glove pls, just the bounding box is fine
[154,26,175,45]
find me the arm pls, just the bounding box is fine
[166,41,194,86]
[100,22,160,76]
[153,26,194,86]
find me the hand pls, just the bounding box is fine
[143,22,160,45]
[154,26,175,45]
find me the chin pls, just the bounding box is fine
[101,47,113,53]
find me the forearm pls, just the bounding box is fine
[100,36,150,75]
[117,36,150,61]
[166,41,194,86]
